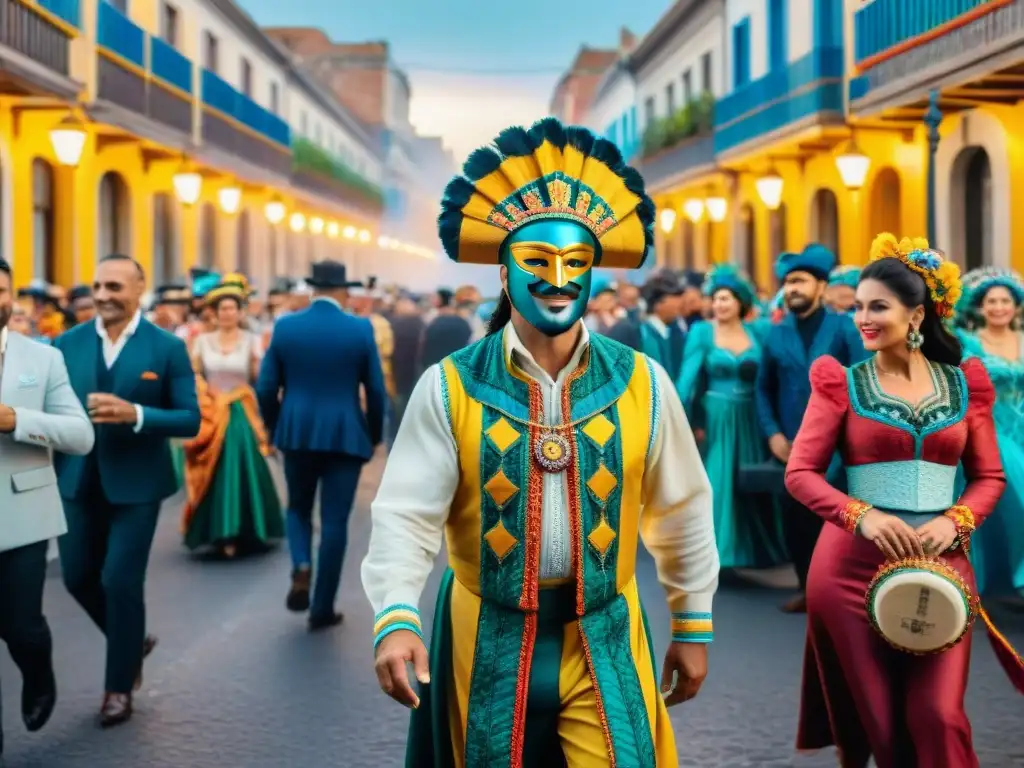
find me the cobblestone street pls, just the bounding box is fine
[3,455,1023,767]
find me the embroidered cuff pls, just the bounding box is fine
[839,500,873,534]
[671,612,713,644]
[945,505,976,550]
[373,603,423,649]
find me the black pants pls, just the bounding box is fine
[0,540,52,752]
[779,490,824,591]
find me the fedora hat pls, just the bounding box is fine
[306,260,362,289]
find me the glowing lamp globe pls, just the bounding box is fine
[835,144,871,190]
[343,225,357,240]
[683,199,705,223]
[326,221,339,238]
[49,114,87,167]
[659,208,676,234]
[172,170,202,206]
[289,212,306,233]
[264,200,286,224]
[358,229,371,244]
[310,217,325,235]
[218,186,241,215]
[705,197,727,222]
[755,173,784,210]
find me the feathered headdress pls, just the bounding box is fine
[703,263,756,307]
[438,118,655,269]
[869,233,962,318]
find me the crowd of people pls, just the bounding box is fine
[0,115,1023,768]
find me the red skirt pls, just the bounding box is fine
[800,524,979,768]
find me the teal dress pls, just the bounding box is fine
[676,321,787,568]
[961,332,1024,595]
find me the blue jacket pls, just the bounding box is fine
[53,318,201,504]
[256,299,386,459]
[755,309,867,441]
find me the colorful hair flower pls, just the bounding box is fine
[868,232,962,319]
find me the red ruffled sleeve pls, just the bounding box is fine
[952,358,1006,530]
[784,356,870,532]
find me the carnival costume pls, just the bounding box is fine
[182,275,283,554]
[677,264,786,567]
[362,118,718,768]
[785,234,1023,768]
[957,267,1024,596]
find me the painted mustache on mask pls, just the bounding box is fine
[528,281,582,300]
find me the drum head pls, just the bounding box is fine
[867,561,973,654]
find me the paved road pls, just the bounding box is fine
[3,456,1023,767]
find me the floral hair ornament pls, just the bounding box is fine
[868,233,963,319]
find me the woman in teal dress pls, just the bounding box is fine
[956,267,1024,596]
[676,264,787,568]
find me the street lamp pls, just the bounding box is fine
[378,236,392,248]
[755,168,784,210]
[172,163,202,206]
[218,186,241,215]
[49,114,87,167]
[310,216,324,235]
[358,228,371,244]
[265,198,286,225]
[683,199,704,223]
[705,197,727,222]
[289,212,306,233]
[343,225,357,240]
[659,208,676,234]
[326,221,339,238]
[835,139,871,190]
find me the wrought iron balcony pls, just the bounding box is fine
[200,69,290,176]
[0,0,74,85]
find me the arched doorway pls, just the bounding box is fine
[768,203,787,286]
[809,188,839,256]
[236,210,251,275]
[738,203,756,279]
[152,193,176,283]
[956,148,992,270]
[32,159,54,281]
[199,202,217,268]
[869,167,901,239]
[98,171,130,258]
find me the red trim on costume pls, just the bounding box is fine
[509,612,538,768]
[561,363,588,617]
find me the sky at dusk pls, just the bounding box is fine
[240,0,670,160]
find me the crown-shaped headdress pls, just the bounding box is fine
[869,233,962,318]
[438,118,655,268]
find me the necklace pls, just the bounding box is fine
[489,403,608,474]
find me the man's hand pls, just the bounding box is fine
[87,393,138,425]
[661,642,707,706]
[0,404,16,433]
[768,433,791,464]
[374,629,430,709]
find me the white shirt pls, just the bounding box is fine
[361,323,719,617]
[95,310,145,432]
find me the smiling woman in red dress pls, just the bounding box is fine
[785,234,1022,768]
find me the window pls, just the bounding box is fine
[160,2,178,47]
[104,0,127,13]
[203,31,219,73]
[240,57,252,97]
[768,0,787,71]
[701,52,713,93]
[644,97,655,127]
[97,172,129,259]
[152,193,176,283]
[682,69,692,104]
[32,160,54,282]
[300,111,308,135]
[732,19,752,88]
[665,83,676,115]
[270,82,279,114]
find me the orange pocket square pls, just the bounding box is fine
[141,371,159,381]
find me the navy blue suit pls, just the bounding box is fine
[754,308,866,590]
[256,298,386,619]
[53,318,200,693]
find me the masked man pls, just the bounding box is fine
[362,118,719,767]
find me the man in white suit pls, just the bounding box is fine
[0,259,94,758]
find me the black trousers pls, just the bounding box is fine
[779,490,824,591]
[0,540,52,752]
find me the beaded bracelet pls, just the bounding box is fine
[373,603,423,650]
[944,505,976,552]
[841,500,874,535]
[670,612,713,644]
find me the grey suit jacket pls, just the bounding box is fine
[0,330,94,553]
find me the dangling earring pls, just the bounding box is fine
[906,325,924,352]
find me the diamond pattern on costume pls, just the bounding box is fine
[484,468,519,508]
[582,413,616,450]
[484,519,519,560]
[586,464,618,502]
[587,517,617,557]
[485,417,521,454]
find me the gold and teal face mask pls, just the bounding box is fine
[501,220,597,337]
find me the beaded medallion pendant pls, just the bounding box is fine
[534,431,572,473]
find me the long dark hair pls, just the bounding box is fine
[860,257,962,366]
[487,292,512,335]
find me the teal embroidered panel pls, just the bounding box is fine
[848,359,966,440]
[579,594,657,766]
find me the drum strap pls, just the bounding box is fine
[978,605,1024,696]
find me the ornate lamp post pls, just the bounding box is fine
[924,89,942,245]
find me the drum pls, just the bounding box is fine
[865,557,977,654]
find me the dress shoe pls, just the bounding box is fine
[308,612,343,632]
[780,593,808,613]
[133,634,159,692]
[98,692,132,728]
[22,665,57,732]
[286,568,311,612]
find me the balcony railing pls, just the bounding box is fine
[201,69,289,149]
[0,0,72,76]
[854,0,1004,67]
[200,69,290,174]
[38,0,79,28]
[713,46,844,154]
[291,137,384,212]
[96,0,143,67]
[150,36,190,94]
